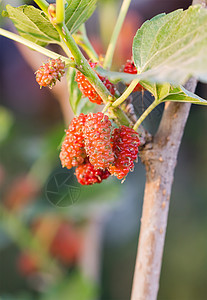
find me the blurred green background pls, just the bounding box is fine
[0,0,207,299]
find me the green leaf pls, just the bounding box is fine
[5,5,60,46]
[66,67,82,114]
[162,85,207,105]
[151,83,207,105]
[140,81,157,97]
[180,86,207,105]
[133,5,207,85]
[156,83,171,100]
[65,0,97,34]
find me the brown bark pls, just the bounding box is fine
[130,79,197,300]
[131,0,207,297]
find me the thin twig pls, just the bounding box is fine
[103,0,132,69]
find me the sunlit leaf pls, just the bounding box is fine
[162,85,207,105]
[133,5,207,85]
[65,0,97,34]
[4,5,60,46]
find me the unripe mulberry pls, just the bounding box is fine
[36,58,65,88]
[60,114,86,169]
[76,62,115,105]
[75,159,110,185]
[109,125,140,179]
[83,112,114,169]
[123,60,144,92]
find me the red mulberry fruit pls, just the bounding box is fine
[36,58,65,88]
[83,112,114,169]
[123,60,144,92]
[76,62,115,105]
[109,125,140,179]
[75,159,110,185]
[60,114,86,169]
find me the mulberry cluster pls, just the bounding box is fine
[59,113,140,185]
[123,60,144,92]
[76,62,115,105]
[35,58,65,88]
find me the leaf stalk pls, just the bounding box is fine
[56,0,65,24]
[112,79,140,107]
[33,0,49,14]
[133,100,160,131]
[0,28,75,67]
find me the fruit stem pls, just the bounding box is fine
[56,0,65,24]
[110,107,131,127]
[102,102,112,113]
[74,25,99,62]
[133,100,160,131]
[0,28,74,67]
[33,0,49,14]
[55,23,113,104]
[103,0,132,69]
[112,79,140,107]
